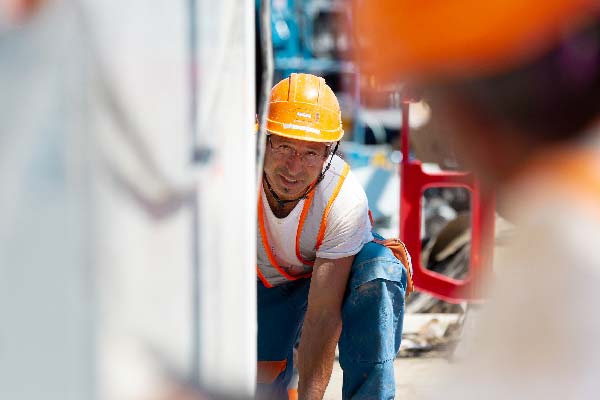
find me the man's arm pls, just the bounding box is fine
[297,255,354,400]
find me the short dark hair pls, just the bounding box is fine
[429,18,600,143]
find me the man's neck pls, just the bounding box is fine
[263,185,301,218]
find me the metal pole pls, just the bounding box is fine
[256,0,274,187]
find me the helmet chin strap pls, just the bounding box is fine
[263,142,339,209]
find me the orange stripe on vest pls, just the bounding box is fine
[316,163,350,250]
[258,193,313,282]
[295,190,317,266]
[517,149,600,214]
[257,162,350,285]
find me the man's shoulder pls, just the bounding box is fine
[318,155,365,195]
[312,156,368,214]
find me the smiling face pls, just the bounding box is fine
[263,135,330,201]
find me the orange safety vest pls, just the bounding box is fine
[515,148,600,214]
[257,156,350,288]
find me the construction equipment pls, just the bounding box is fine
[399,95,496,303]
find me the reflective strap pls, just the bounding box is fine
[315,163,350,251]
[295,190,316,266]
[256,266,273,288]
[555,154,600,209]
[258,192,312,283]
[257,360,287,384]
[257,161,350,285]
[518,149,600,214]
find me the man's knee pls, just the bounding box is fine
[340,240,407,364]
[349,239,407,292]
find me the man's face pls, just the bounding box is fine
[263,135,330,200]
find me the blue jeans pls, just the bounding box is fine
[257,238,407,399]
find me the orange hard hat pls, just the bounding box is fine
[266,73,344,142]
[353,0,600,82]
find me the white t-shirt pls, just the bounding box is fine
[261,163,373,270]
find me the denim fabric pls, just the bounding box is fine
[339,239,406,399]
[257,278,310,400]
[256,238,407,399]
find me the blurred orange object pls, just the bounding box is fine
[1,0,45,25]
[352,0,600,82]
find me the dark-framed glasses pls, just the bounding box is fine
[267,136,330,167]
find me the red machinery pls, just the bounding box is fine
[399,97,495,303]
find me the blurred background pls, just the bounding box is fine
[260,0,494,314]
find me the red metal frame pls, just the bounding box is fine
[399,99,495,303]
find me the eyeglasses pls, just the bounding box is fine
[267,136,330,167]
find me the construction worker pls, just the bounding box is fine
[256,73,412,400]
[355,1,600,399]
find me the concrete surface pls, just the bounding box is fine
[324,357,452,399]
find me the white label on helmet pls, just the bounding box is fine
[297,112,312,119]
[283,123,320,134]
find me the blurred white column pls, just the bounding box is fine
[0,0,257,398]
[0,1,94,399]
[195,0,257,396]
[84,0,256,398]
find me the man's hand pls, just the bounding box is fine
[297,255,353,400]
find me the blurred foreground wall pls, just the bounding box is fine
[0,0,256,398]
[0,2,93,398]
